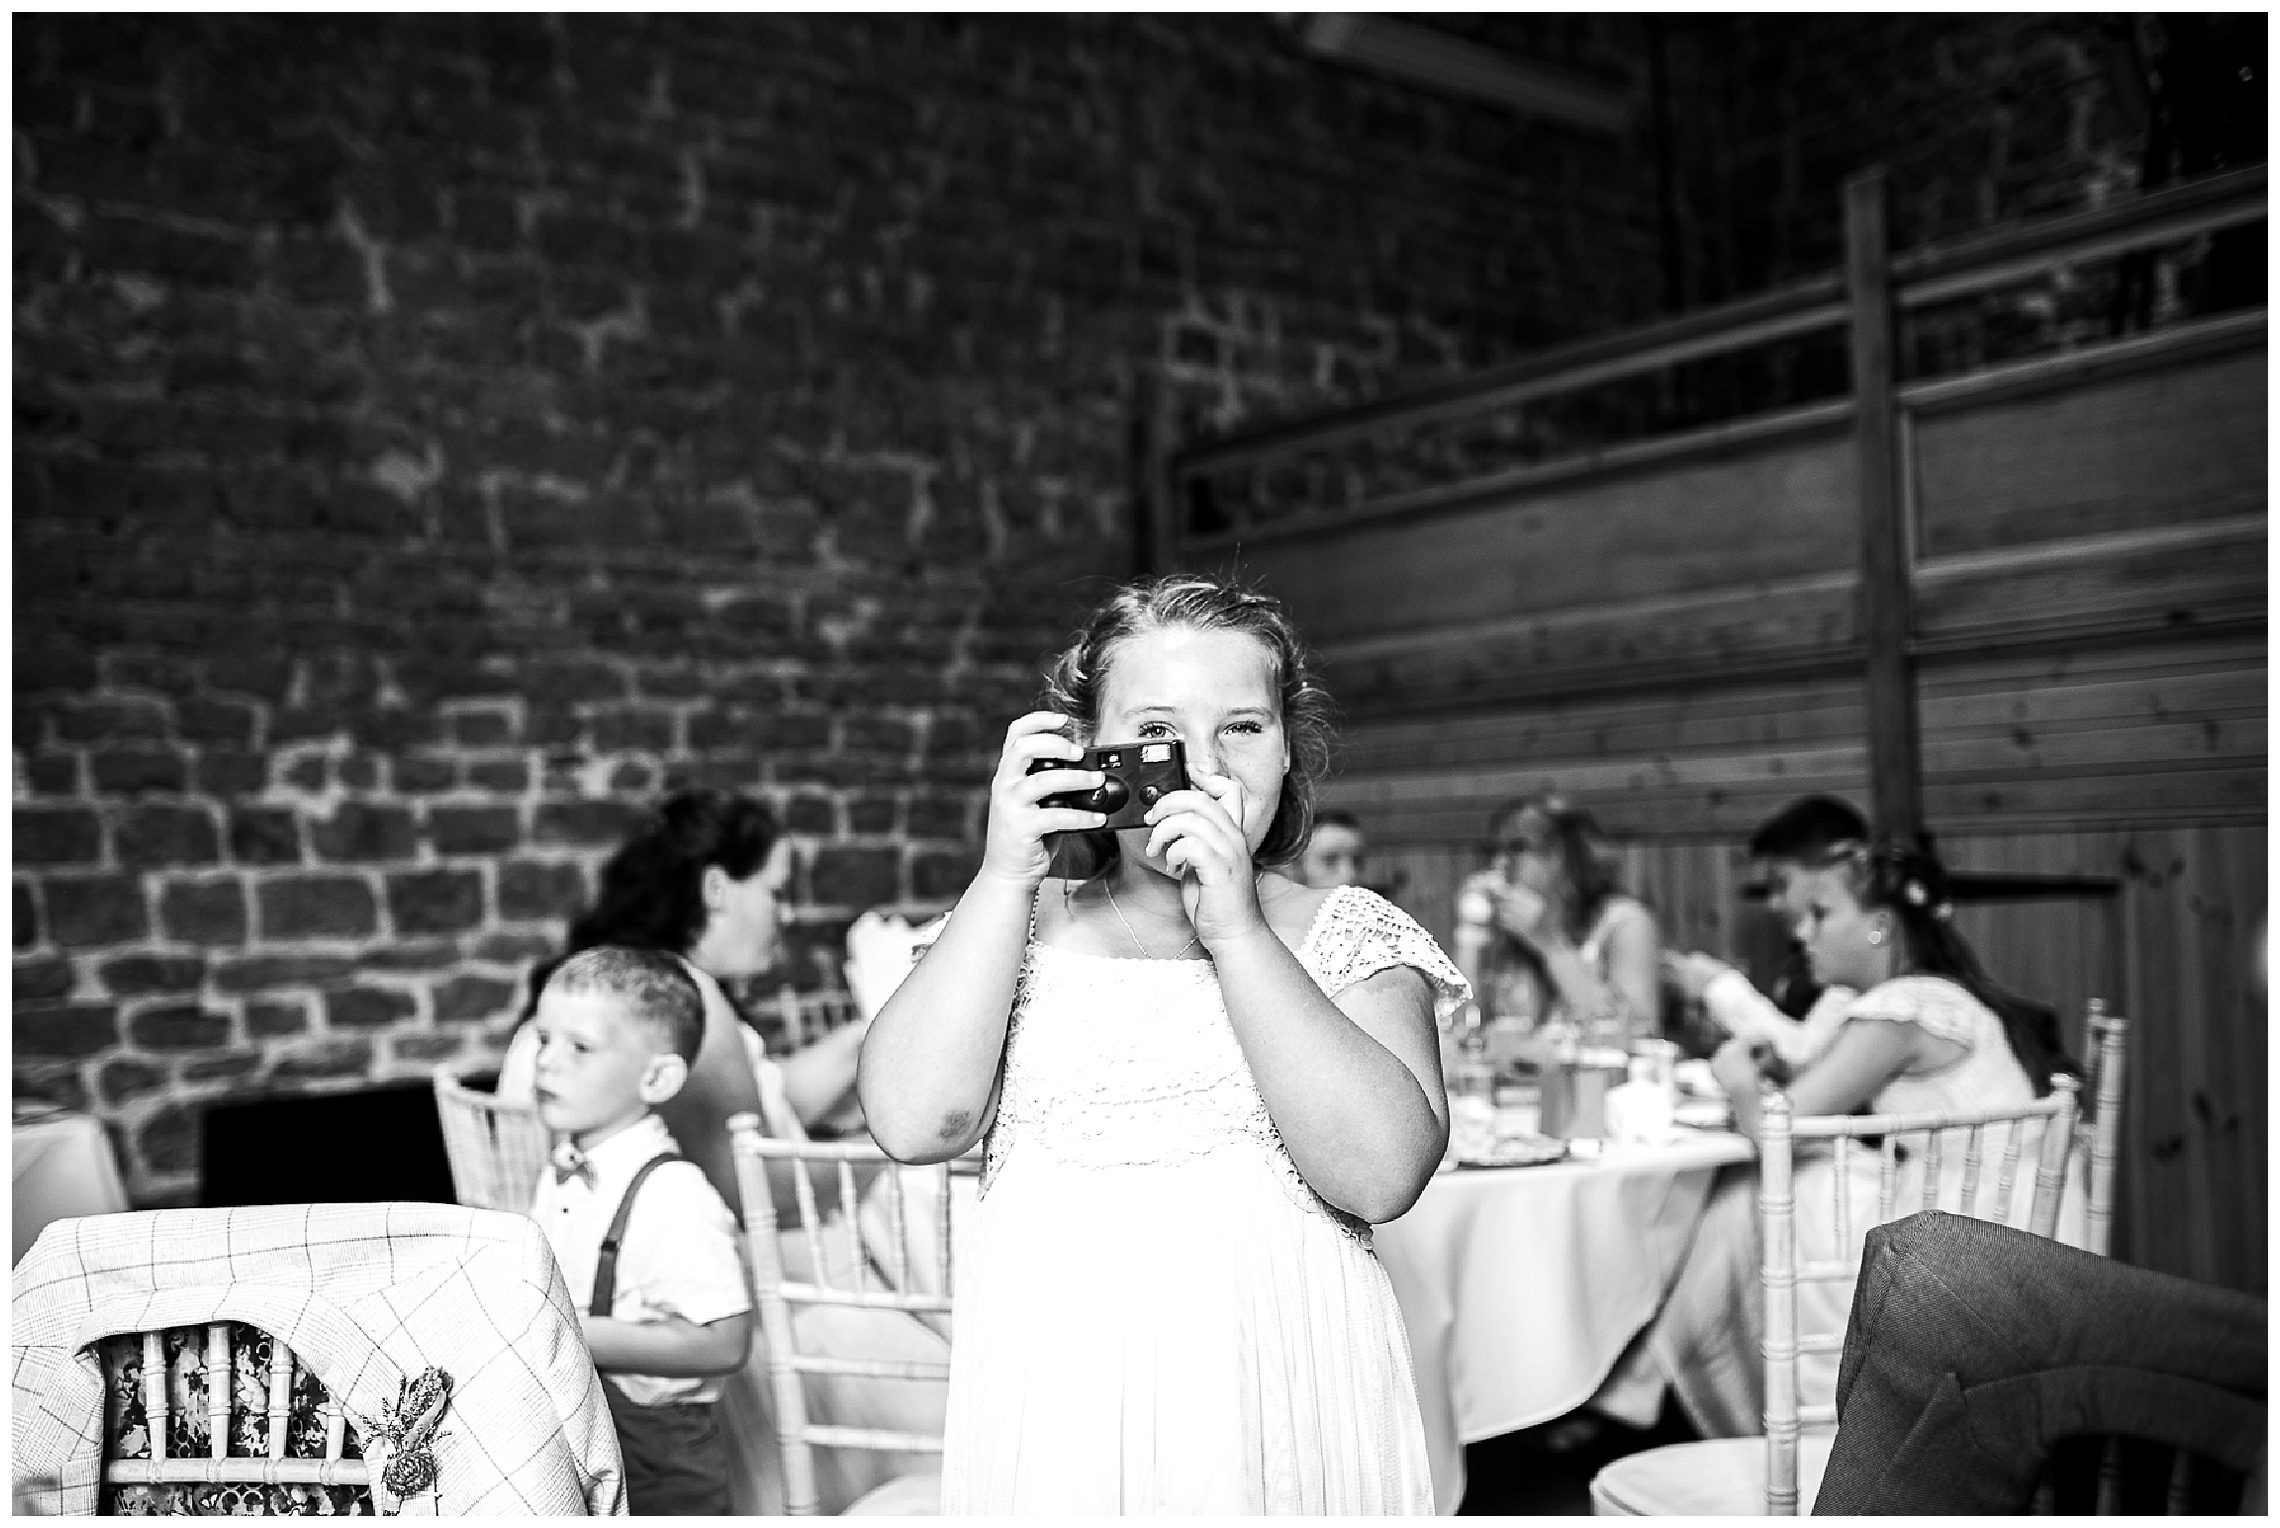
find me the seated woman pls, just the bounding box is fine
[1452,795,1661,1043]
[494,788,942,1514]
[496,789,866,1216]
[1610,840,2085,1438]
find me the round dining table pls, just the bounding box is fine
[1374,1129,1758,1514]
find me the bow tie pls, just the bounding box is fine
[551,1140,594,1187]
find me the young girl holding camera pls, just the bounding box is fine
[859,574,1463,1514]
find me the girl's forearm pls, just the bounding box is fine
[581,1312,751,1378]
[856,875,1032,1161]
[1208,928,1444,1223]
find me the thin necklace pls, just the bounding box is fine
[1101,878,1200,961]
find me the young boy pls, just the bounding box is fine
[1295,808,1369,891]
[526,946,752,1515]
[1662,794,1869,1068]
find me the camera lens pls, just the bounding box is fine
[1087,777,1131,813]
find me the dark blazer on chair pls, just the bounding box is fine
[1814,1211,2266,1514]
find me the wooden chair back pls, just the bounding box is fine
[99,1323,373,1514]
[431,1067,550,1215]
[1759,1072,2089,1513]
[727,1113,954,1517]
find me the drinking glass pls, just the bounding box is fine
[1629,1038,1680,1100]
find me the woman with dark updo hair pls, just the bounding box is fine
[499,789,868,1216]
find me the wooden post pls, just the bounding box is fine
[1844,169,1924,846]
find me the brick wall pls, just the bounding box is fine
[13,14,1665,1203]
[1661,14,2146,307]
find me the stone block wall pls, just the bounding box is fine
[13,14,1665,1203]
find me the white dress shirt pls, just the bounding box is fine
[530,1114,751,1407]
[1703,969,1857,1068]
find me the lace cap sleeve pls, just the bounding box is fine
[1844,974,1983,1052]
[1305,886,1472,1021]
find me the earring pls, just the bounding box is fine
[1868,927,1887,946]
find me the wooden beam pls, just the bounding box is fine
[1889,162,2266,296]
[1300,15,1634,135]
[1845,168,1925,846]
[1170,274,1846,476]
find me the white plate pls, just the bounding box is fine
[1457,1133,1569,1168]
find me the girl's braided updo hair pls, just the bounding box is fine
[1039,573,1335,876]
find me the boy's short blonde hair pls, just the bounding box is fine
[543,946,705,1064]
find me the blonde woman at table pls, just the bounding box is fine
[1452,795,1661,1042]
[495,789,944,1515]
[860,573,1466,1515]
[1617,840,2085,1437]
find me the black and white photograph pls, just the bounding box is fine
[10,10,2267,1516]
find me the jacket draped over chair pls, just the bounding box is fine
[11,1202,626,1515]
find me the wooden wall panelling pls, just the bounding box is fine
[1923,764,2267,827]
[1909,340,2267,561]
[1309,572,1863,718]
[1917,825,2265,1293]
[2124,820,2268,1295]
[1925,716,2266,778]
[1917,640,2267,730]
[1333,674,1867,776]
[1911,519,2267,651]
[2189,821,2267,1294]
[1225,423,1860,648]
[1325,744,1871,846]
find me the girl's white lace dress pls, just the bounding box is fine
[937,884,1463,1515]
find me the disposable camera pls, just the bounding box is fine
[1027,738,1190,830]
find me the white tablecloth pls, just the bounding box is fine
[1375,1131,1757,1514]
[12,1112,128,1267]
